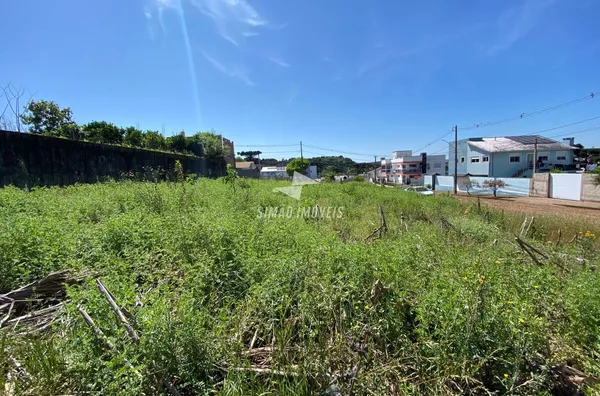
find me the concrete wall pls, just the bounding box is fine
[530,173,549,198]
[237,169,260,178]
[0,130,221,188]
[582,174,600,202]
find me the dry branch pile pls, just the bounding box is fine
[0,270,92,333]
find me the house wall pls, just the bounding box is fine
[489,152,529,177]
[489,150,574,178]
[449,140,488,175]
[425,155,446,175]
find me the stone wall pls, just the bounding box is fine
[0,130,222,188]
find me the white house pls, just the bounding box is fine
[260,166,288,179]
[380,150,446,185]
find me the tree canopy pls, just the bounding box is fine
[286,158,310,176]
[20,100,73,135]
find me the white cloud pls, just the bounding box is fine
[488,0,556,55]
[202,51,254,86]
[268,56,290,68]
[190,0,267,46]
[144,7,152,19]
[242,31,260,37]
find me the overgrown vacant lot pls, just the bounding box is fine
[1,179,599,395]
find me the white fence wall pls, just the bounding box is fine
[549,174,582,201]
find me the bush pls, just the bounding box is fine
[353,175,365,182]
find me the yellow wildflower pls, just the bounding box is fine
[504,373,509,379]
[518,317,525,324]
[364,305,370,310]
[478,276,485,285]
[495,260,501,265]
[355,306,359,310]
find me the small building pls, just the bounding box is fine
[260,166,288,179]
[306,165,317,180]
[448,135,575,178]
[380,151,446,185]
[235,161,257,171]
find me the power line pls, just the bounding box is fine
[529,115,600,135]
[411,128,454,154]
[460,91,597,131]
[548,125,600,139]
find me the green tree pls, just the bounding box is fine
[166,133,188,152]
[54,122,82,140]
[286,158,309,176]
[143,131,166,150]
[20,100,74,135]
[190,132,229,162]
[123,126,144,147]
[82,121,124,144]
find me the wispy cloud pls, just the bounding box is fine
[190,0,267,46]
[268,56,290,68]
[202,51,254,86]
[242,31,260,37]
[488,0,556,55]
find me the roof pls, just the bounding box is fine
[467,135,574,153]
[235,161,255,169]
[260,166,287,172]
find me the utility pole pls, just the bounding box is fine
[300,141,303,159]
[454,125,458,195]
[532,137,538,175]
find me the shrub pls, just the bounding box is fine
[353,175,365,182]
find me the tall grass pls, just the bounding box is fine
[0,179,598,394]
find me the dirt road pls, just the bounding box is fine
[453,194,600,226]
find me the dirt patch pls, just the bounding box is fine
[451,194,600,227]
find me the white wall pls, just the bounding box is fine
[549,174,582,201]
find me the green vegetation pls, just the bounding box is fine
[285,157,310,176]
[17,100,230,161]
[0,180,599,395]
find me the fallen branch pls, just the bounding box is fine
[2,303,63,328]
[96,280,140,345]
[77,305,141,377]
[515,238,542,266]
[365,226,383,242]
[226,366,299,377]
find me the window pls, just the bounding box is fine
[434,163,441,168]
[482,156,489,162]
[538,156,548,162]
[427,163,431,170]
[460,157,465,163]
[510,155,520,163]
[556,151,567,161]
[471,156,480,163]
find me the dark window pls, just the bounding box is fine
[510,156,520,163]
[482,156,489,162]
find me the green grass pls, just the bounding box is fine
[0,179,599,395]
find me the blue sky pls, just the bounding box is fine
[2,0,600,162]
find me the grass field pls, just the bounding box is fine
[1,179,599,395]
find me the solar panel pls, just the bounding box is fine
[506,135,556,145]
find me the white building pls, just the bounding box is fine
[381,150,446,185]
[260,166,288,179]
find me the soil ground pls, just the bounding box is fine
[450,194,600,226]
